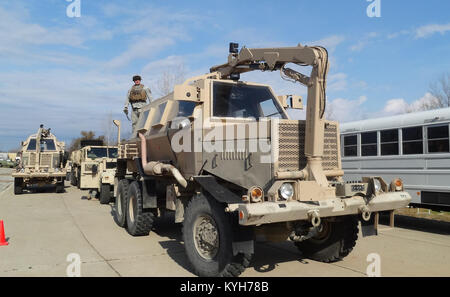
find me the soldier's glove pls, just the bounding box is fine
[123,107,128,115]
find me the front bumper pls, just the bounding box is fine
[12,171,67,178]
[234,191,411,226]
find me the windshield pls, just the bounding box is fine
[27,138,56,151]
[108,148,118,158]
[87,148,108,159]
[177,101,196,117]
[212,82,287,119]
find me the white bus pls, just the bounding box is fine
[340,107,450,211]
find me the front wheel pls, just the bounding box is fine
[294,216,359,263]
[14,178,23,195]
[125,181,154,236]
[183,193,252,277]
[99,183,111,204]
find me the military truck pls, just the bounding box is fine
[111,43,411,277]
[0,159,15,168]
[70,140,118,204]
[12,125,67,194]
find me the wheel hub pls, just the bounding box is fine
[193,215,219,260]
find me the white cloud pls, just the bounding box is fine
[415,23,450,39]
[349,32,379,52]
[327,73,348,92]
[326,96,367,122]
[382,93,440,115]
[307,35,345,52]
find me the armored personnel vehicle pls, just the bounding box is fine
[12,125,67,194]
[112,43,411,277]
[70,140,118,204]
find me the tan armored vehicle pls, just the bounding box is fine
[12,125,67,194]
[112,43,411,277]
[70,140,118,204]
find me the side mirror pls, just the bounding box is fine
[278,95,303,110]
[92,164,98,174]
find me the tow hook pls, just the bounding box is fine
[308,210,321,227]
[359,205,371,221]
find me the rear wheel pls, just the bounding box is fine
[70,170,77,186]
[113,179,128,227]
[76,169,81,189]
[14,178,23,195]
[99,183,111,204]
[294,217,359,263]
[125,181,154,236]
[183,193,252,277]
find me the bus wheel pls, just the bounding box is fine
[113,179,128,227]
[125,181,154,236]
[183,193,252,277]
[99,184,111,204]
[295,216,359,263]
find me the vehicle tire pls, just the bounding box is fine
[70,171,77,186]
[14,178,23,195]
[182,193,252,277]
[125,181,154,236]
[294,216,359,263]
[76,169,81,189]
[99,183,111,204]
[113,179,128,227]
[55,182,64,193]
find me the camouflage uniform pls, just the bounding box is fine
[124,84,152,132]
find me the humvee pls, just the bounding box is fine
[70,140,118,204]
[12,125,67,194]
[112,43,411,277]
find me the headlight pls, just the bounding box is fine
[279,183,294,200]
[374,179,382,192]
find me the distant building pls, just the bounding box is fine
[0,152,7,161]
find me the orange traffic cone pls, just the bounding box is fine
[0,220,9,246]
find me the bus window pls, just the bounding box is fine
[381,129,399,156]
[361,132,377,156]
[343,135,357,157]
[428,125,449,153]
[403,127,423,155]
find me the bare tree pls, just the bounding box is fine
[154,64,186,98]
[429,72,450,108]
[68,131,105,152]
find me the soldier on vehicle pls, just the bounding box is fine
[124,75,152,132]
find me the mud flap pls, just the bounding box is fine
[361,215,378,237]
[232,225,254,256]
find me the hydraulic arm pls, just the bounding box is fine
[210,44,330,186]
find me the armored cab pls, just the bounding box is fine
[70,140,118,204]
[111,43,411,277]
[12,125,67,194]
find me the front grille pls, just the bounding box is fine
[278,121,306,171]
[29,153,36,166]
[278,121,340,172]
[106,162,116,169]
[40,154,52,167]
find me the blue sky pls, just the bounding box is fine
[0,0,449,151]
